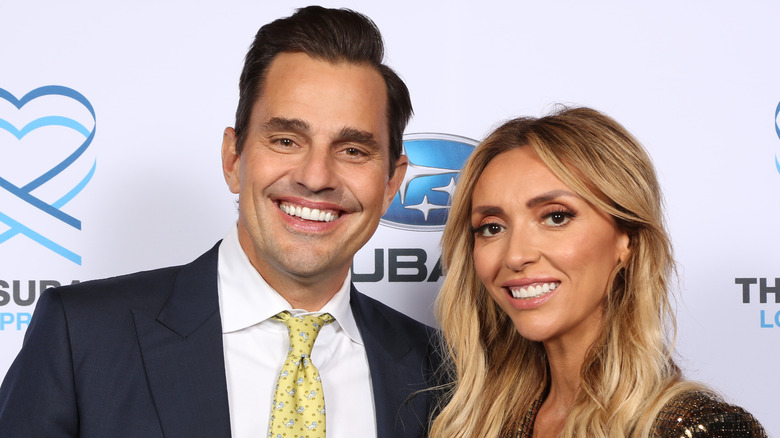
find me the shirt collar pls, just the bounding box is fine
[217,222,363,345]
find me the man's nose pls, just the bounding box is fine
[292,146,339,193]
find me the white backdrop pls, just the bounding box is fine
[1,1,778,434]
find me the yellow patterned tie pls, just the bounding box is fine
[268,311,334,438]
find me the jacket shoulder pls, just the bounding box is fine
[652,391,767,437]
[51,241,220,314]
[350,287,434,336]
[50,264,184,313]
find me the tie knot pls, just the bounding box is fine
[273,311,334,357]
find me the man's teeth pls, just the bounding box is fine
[509,282,559,299]
[280,203,338,222]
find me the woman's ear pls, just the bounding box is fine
[616,231,631,265]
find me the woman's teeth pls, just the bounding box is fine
[508,282,559,299]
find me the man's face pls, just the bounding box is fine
[222,52,407,303]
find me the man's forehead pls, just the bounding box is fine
[259,52,388,103]
[252,53,390,141]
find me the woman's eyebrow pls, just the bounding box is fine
[525,190,579,208]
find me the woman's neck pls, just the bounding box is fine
[533,328,600,437]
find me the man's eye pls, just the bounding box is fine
[338,146,370,161]
[277,138,294,147]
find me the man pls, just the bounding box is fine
[0,6,441,437]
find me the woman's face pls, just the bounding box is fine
[471,146,629,348]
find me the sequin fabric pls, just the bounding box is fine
[650,391,767,437]
[509,390,766,437]
[512,394,541,438]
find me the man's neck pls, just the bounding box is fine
[253,262,349,312]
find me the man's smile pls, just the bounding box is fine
[278,201,341,222]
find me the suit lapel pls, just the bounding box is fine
[134,243,232,438]
[350,286,431,438]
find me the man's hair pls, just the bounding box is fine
[234,6,412,174]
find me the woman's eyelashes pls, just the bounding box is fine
[471,205,576,238]
[540,206,576,227]
[472,221,505,238]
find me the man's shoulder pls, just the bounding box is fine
[353,287,430,322]
[350,287,432,332]
[67,264,183,291]
[48,242,221,312]
[46,264,186,314]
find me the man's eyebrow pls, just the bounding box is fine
[335,127,379,149]
[263,117,311,133]
[525,190,579,208]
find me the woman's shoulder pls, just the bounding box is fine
[651,390,766,437]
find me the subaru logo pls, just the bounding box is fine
[381,133,477,231]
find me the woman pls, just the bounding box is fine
[430,107,766,437]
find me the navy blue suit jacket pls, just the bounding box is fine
[0,243,441,437]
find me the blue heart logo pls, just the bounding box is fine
[775,101,780,175]
[0,86,96,264]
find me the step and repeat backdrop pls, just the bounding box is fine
[1,1,778,434]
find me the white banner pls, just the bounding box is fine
[1,1,778,434]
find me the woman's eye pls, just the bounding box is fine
[543,211,573,227]
[474,223,505,237]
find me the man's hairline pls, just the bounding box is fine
[239,51,398,174]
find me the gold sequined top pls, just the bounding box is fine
[512,390,767,437]
[650,391,766,437]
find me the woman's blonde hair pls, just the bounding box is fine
[430,107,703,437]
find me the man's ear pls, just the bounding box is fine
[383,155,408,213]
[222,127,241,194]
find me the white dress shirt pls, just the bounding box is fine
[217,223,377,437]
